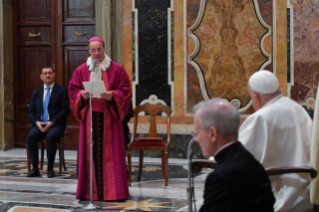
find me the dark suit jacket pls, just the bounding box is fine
[28,83,70,130]
[200,142,275,212]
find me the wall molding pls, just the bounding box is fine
[287,0,294,97]
[168,0,175,115]
[132,0,139,109]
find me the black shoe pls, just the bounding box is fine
[27,167,40,177]
[47,169,55,178]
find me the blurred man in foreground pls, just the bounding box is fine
[193,98,275,212]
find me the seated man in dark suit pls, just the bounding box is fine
[27,65,70,178]
[193,98,275,212]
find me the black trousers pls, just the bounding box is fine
[27,125,64,168]
[76,111,104,200]
[93,112,104,200]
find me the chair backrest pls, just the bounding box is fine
[132,104,172,143]
[310,83,319,206]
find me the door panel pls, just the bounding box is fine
[14,0,95,149]
[64,46,89,85]
[64,25,95,43]
[64,46,89,148]
[18,0,51,24]
[14,0,56,148]
[64,0,95,22]
[58,0,95,150]
[18,109,31,126]
[18,27,51,45]
[18,47,51,107]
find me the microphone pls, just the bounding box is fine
[90,60,97,83]
[187,138,196,161]
[91,60,97,72]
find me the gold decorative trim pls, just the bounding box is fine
[75,31,88,36]
[28,33,41,37]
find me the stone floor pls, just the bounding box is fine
[0,149,209,211]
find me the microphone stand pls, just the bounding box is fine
[187,138,195,212]
[82,60,100,210]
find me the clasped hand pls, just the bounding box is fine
[36,121,53,133]
[82,91,113,101]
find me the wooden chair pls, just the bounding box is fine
[127,104,172,186]
[26,131,67,176]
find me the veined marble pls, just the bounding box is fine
[190,0,267,107]
[291,0,319,102]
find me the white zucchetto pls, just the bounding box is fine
[249,70,279,94]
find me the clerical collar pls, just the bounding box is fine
[44,82,55,90]
[87,54,112,71]
[264,94,283,107]
[214,141,237,158]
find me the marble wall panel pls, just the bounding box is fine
[257,0,273,26]
[257,0,273,70]
[290,0,319,102]
[187,0,204,112]
[173,0,185,116]
[187,0,201,28]
[134,0,172,107]
[190,0,267,107]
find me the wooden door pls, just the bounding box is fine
[13,0,57,147]
[13,0,95,149]
[57,0,95,150]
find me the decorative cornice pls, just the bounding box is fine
[2,0,13,5]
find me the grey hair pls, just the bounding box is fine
[193,98,240,137]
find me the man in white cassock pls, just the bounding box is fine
[238,70,312,212]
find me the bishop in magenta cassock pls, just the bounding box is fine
[68,37,131,201]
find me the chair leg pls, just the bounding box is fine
[164,151,168,186]
[161,151,165,177]
[62,142,67,171]
[58,143,62,175]
[40,142,44,170]
[128,150,132,186]
[138,150,144,181]
[26,143,31,172]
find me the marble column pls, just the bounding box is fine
[95,0,112,56]
[95,0,123,64]
[0,0,14,150]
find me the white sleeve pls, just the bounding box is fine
[238,114,268,163]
